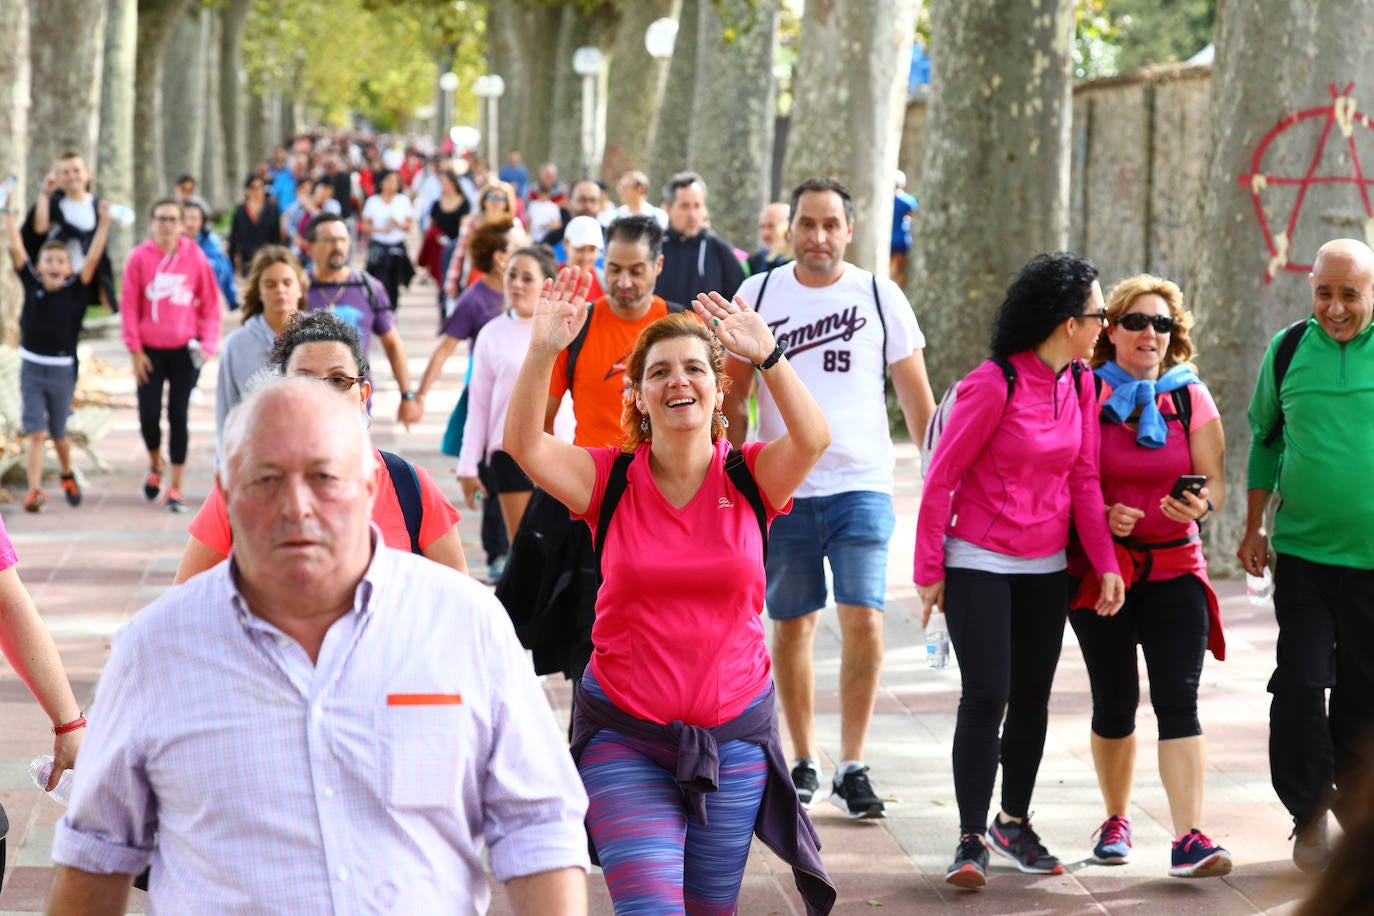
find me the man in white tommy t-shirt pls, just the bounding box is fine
[724,176,936,819]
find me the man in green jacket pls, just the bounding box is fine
[1238,237,1374,875]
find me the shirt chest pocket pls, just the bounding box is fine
[379,700,465,810]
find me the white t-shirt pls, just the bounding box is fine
[737,261,925,499]
[362,194,415,245]
[526,199,562,242]
[58,195,96,271]
[611,202,668,229]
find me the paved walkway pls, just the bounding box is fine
[0,272,1321,914]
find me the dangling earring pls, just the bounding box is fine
[718,409,729,429]
[640,414,649,432]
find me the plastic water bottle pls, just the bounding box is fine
[0,174,17,210]
[106,203,137,226]
[926,609,950,670]
[1246,566,1273,606]
[29,755,74,805]
[187,338,205,370]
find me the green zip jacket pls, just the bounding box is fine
[1247,316,1374,569]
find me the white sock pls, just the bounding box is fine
[835,760,864,784]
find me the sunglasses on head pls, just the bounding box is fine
[1115,312,1175,334]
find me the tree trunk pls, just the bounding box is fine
[218,0,251,193]
[601,0,678,184]
[648,0,700,197]
[99,0,137,274]
[135,0,191,218]
[487,0,529,163]
[0,0,29,343]
[908,0,1077,395]
[245,90,268,173]
[161,7,208,192]
[199,7,227,210]
[547,2,617,182]
[26,0,108,192]
[1191,0,1374,565]
[783,0,918,275]
[516,1,563,167]
[686,0,778,249]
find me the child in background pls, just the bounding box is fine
[526,185,562,244]
[3,199,112,511]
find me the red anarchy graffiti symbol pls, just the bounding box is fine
[1238,83,1374,283]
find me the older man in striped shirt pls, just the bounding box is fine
[47,378,589,914]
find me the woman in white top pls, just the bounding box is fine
[360,169,415,310]
[455,245,566,540]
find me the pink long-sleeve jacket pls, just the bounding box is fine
[914,350,1118,585]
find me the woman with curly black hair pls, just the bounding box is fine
[915,252,1125,889]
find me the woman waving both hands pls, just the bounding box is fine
[504,269,836,915]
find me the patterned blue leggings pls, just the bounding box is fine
[579,673,767,915]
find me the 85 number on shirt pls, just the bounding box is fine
[822,350,851,372]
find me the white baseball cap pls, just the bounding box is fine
[564,215,604,251]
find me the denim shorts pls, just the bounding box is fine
[765,490,896,619]
[21,359,76,439]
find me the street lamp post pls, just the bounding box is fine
[572,46,604,179]
[438,71,459,146]
[472,74,505,167]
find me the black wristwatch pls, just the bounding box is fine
[754,343,785,372]
[401,390,418,401]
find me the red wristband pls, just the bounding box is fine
[53,714,86,735]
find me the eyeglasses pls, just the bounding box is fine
[1075,309,1110,325]
[298,374,367,391]
[1114,312,1176,334]
[483,195,508,204]
[152,215,181,223]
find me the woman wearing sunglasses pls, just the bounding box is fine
[916,252,1124,889]
[1069,274,1232,878]
[443,181,523,300]
[174,311,468,582]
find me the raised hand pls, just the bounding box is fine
[692,292,777,366]
[530,267,596,356]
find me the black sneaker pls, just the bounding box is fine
[60,473,82,507]
[791,760,821,807]
[986,814,1064,875]
[946,835,989,889]
[829,766,886,819]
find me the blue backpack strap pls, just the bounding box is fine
[724,448,769,564]
[379,450,424,554]
[594,452,635,574]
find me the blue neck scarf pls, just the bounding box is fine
[1096,361,1199,448]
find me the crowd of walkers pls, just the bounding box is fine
[1,133,1371,914]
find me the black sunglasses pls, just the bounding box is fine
[483,194,508,204]
[1115,313,1175,334]
[1075,309,1109,325]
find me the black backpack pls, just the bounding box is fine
[1261,319,1310,446]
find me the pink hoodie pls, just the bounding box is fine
[120,236,221,355]
[914,350,1118,586]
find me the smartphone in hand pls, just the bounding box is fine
[1169,475,1207,501]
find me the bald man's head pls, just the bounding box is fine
[1310,238,1374,343]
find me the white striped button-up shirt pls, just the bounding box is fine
[53,544,589,914]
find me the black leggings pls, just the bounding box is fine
[1069,573,1208,741]
[945,567,1068,836]
[136,345,197,465]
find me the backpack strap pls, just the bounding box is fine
[565,304,594,388]
[594,452,635,573]
[1263,319,1309,446]
[752,266,774,315]
[379,450,424,554]
[724,448,769,564]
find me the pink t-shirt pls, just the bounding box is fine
[0,516,17,573]
[576,439,788,727]
[1096,381,1220,565]
[187,449,461,557]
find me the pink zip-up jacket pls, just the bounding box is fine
[914,350,1118,585]
[120,236,221,356]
